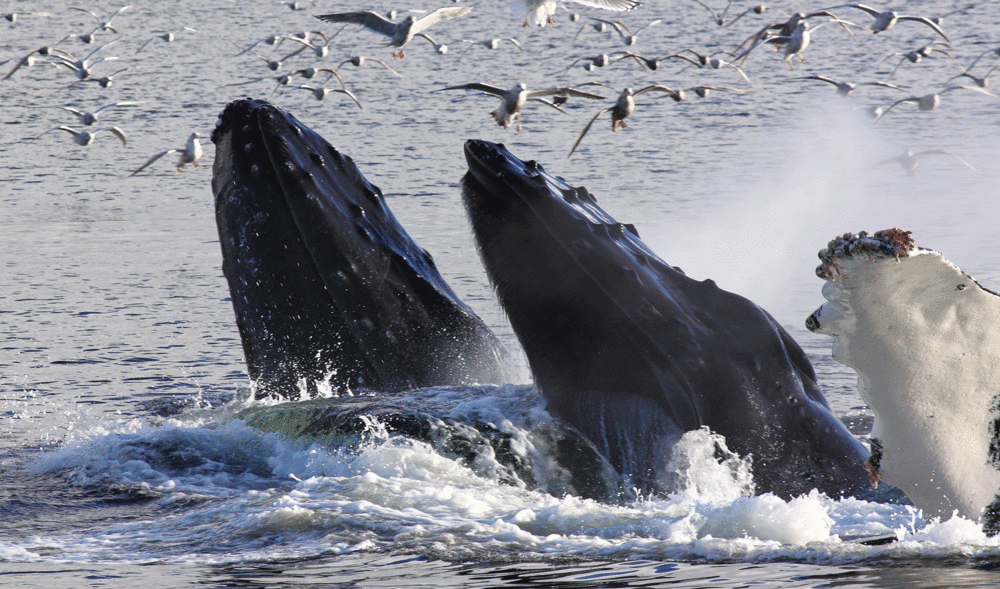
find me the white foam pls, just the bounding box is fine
[8,392,1000,565]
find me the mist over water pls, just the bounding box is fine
[2,0,999,586]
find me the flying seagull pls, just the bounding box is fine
[823,4,950,41]
[32,125,127,147]
[436,82,604,132]
[510,0,640,28]
[569,85,682,156]
[791,75,905,96]
[874,148,975,175]
[314,7,473,59]
[58,100,143,125]
[130,133,203,176]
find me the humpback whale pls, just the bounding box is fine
[209,99,885,504]
[460,139,873,500]
[807,229,1000,530]
[211,99,512,398]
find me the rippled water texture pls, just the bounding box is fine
[2,0,999,586]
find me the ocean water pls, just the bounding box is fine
[2,0,999,586]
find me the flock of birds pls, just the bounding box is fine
[4,1,998,172]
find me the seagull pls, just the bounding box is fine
[510,0,640,28]
[792,75,905,96]
[878,85,997,118]
[947,46,1000,88]
[58,101,143,125]
[414,32,448,54]
[874,148,975,175]
[237,44,306,71]
[960,45,1000,73]
[137,27,200,53]
[736,10,853,54]
[668,49,752,83]
[436,82,605,132]
[736,20,856,69]
[948,63,999,89]
[130,133,203,176]
[3,45,74,80]
[32,125,127,147]
[556,53,615,73]
[880,41,959,80]
[70,5,130,33]
[822,4,950,42]
[588,17,660,46]
[48,39,121,80]
[689,0,733,26]
[460,37,524,54]
[58,26,106,45]
[569,85,685,156]
[226,72,297,95]
[334,55,401,76]
[929,2,984,26]
[282,0,315,9]
[294,85,363,108]
[314,7,473,59]
[723,4,778,27]
[73,66,129,88]
[571,19,611,45]
[610,51,663,70]
[284,34,336,58]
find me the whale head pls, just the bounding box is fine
[211,100,511,398]
[461,139,873,500]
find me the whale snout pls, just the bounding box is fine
[805,309,821,332]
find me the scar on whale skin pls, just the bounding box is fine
[808,228,1000,532]
[211,98,513,399]
[461,139,874,501]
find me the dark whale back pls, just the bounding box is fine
[461,139,871,499]
[211,100,511,398]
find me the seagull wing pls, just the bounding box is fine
[436,83,507,97]
[569,107,612,157]
[410,6,473,35]
[506,38,524,52]
[881,96,916,115]
[334,89,363,109]
[59,106,85,116]
[633,84,679,97]
[69,7,101,24]
[634,19,661,34]
[529,87,605,99]
[795,75,838,86]
[94,100,142,114]
[527,97,568,113]
[860,81,906,91]
[364,56,401,75]
[129,149,177,176]
[567,0,640,12]
[101,126,127,147]
[3,49,40,80]
[315,11,399,37]
[941,84,997,97]
[914,149,976,171]
[897,15,950,42]
[821,4,880,18]
[685,85,749,94]
[31,126,74,141]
